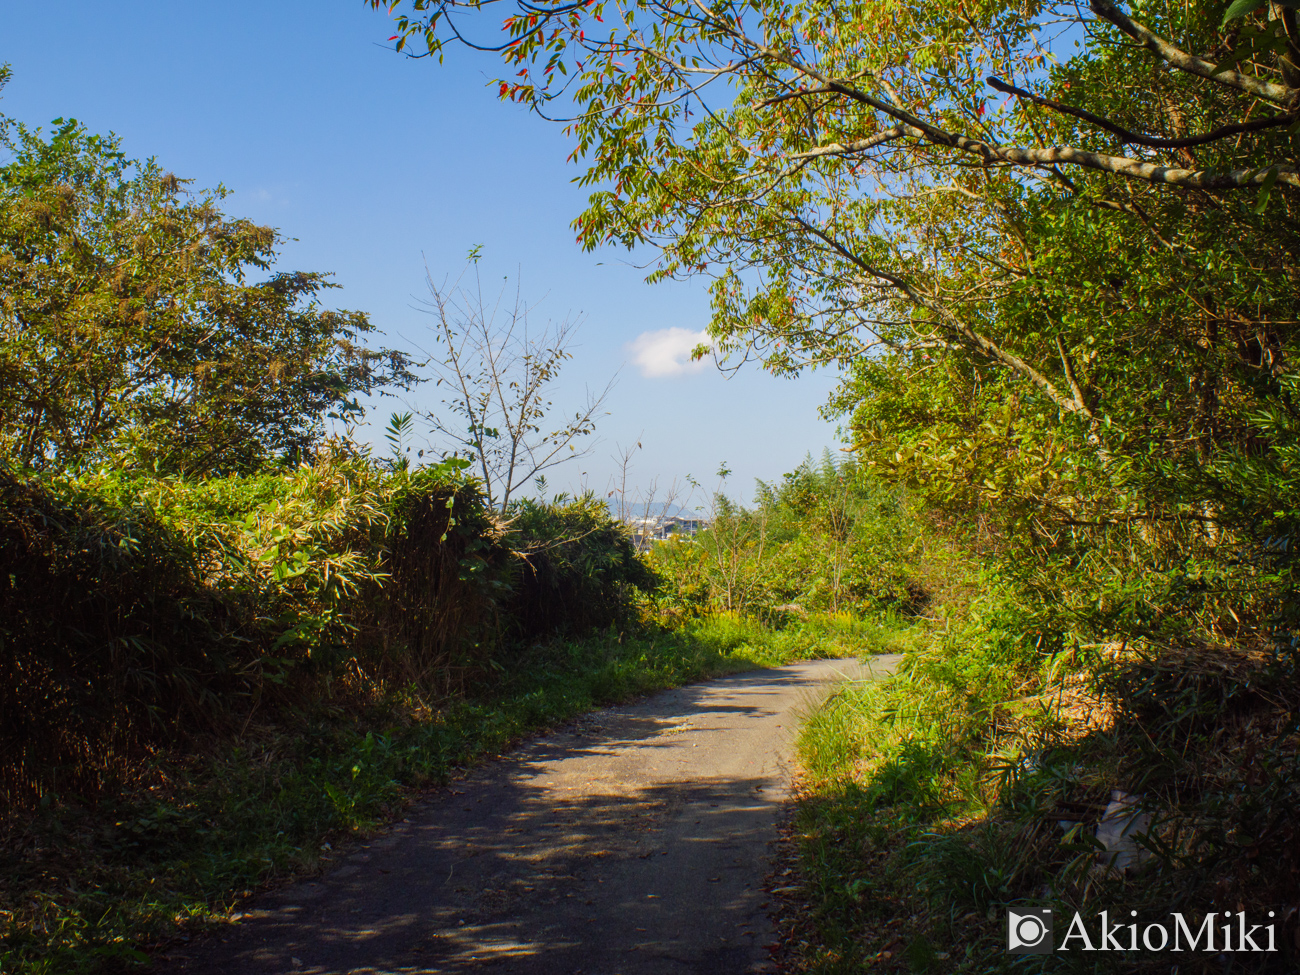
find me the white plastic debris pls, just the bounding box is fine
[1094,789,1151,872]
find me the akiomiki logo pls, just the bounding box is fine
[1006,909,1280,954]
[1007,909,1053,954]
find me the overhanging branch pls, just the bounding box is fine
[1089,0,1297,105]
[987,76,1300,148]
[789,215,1094,420]
[783,125,912,161]
[781,66,1300,190]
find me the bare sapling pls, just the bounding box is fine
[606,439,693,552]
[413,254,613,512]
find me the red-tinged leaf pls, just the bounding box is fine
[388,35,399,41]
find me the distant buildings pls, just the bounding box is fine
[624,512,709,547]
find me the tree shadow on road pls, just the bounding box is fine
[158,663,862,974]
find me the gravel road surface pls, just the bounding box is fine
[163,654,901,975]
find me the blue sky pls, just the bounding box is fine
[0,1,843,505]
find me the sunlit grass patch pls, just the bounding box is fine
[687,610,894,669]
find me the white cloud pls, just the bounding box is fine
[628,327,713,378]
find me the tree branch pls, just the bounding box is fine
[783,125,912,161]
[1056,335,1093,419]
[784,67,1300,190]
[1089,0,1297,105]
[987,76,1300,148]
[790,216,1094,419]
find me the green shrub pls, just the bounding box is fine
[791,564,1300,973]
[0,469,239,805]
[506,492,657,639]
[650,452,923,621]
[0,456,658,809]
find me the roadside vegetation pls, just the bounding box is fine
[8,0,1300,965]
[2,609,836,975]
[0,70,865,973]
[782,536,1300,973]
[376,0,1300,969]
[651,455,927,626]
[0,443,865,975]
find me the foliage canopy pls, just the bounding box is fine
[375,0,1300,646]
[0,103,414,474]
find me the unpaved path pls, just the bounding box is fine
[164,655,901,975]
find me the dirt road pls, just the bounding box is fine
[164,655,900,975]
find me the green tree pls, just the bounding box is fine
[371,0,1298,375]
[372,0,1300,639]
[0,97,414,474]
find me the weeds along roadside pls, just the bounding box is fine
[0,449,872,975]
[0,446,1032,974]
[780,537,1300,974]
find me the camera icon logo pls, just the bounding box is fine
[1007,909,1053,953]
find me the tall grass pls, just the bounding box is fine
[788,570,1300,974]
[0,453,663,810]
[1,455,486,807]
[650,452,927,622]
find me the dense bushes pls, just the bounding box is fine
[0,471,237,805]
[650,453,922,621]
[788,553,1300,973]
[0,455,654,809]
[508,493,657,638]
